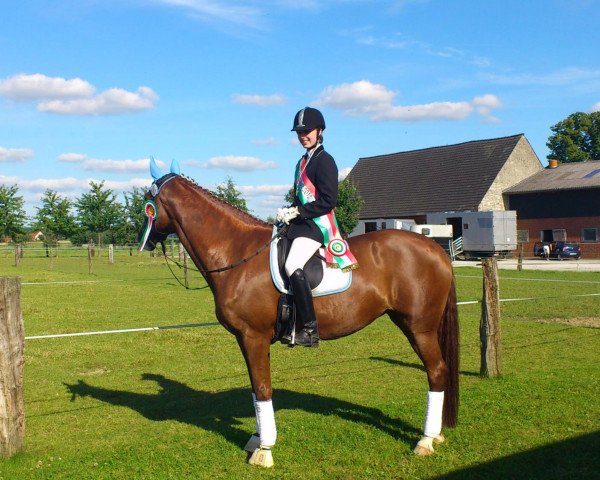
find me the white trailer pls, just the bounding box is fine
[348,218,416,237]
[426,210,517,258]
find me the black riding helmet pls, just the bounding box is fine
[291,107,326,132]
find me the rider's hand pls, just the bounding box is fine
[276,206,300,224]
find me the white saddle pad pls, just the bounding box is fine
[269,226,352,297]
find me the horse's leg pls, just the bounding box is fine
[409,330,448,456]
[236,332,276,468]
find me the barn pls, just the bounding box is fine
[505,159,600,258]
[347,133,542,226]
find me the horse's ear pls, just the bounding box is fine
[150,156,164,180]
[170,159,181,175]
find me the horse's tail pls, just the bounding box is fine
[439,276,459,428]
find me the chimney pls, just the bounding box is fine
[548,159,559,169]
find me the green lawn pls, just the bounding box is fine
[0,253,598,479]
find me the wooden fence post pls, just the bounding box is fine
[517,242,523,271]
[0,277,25,457]
[14,244,22,267]
[87,242,93,274]
[108,244,114,265]
[183,250,189,288]
[480,258,502,377]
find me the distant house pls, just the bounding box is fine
[505,160,600,258]
[30,230,44,241]
[347,134,543,225]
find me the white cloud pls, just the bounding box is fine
[58,153,88,163]
[592,101,600,112]
[57,154,166,173]
[483,67,600,86]
[238,184,290,196]
[154,0,263,29]
[315,80,501,122]
[251,137,278,145]
[197,155,278,171]
[0,73,158,115]
[38,86,158,115]
[232,93,286,106]
[0,73,94,100]
[0,146,34,162]
[0,175,151,192]
[338,167,352,180]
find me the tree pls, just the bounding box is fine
[33,190,77,242]
[0,185,27,242]
[213,177,249,212]
[282,178,364,236]
[75,181,123,246]
[546,111,600,162]
[112,187,147,245]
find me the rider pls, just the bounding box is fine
[276,107,339,347]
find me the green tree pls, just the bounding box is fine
[282,178,364,236]
[112,187,147,245]
[547,111,600,162]
[33,189,77,241]
[213,176,248,212]
[75,181,123,246]
[0,184,27,242]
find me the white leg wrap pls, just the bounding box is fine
[252,393,260,433]
[255,399,277,448]
[423,390,444,438]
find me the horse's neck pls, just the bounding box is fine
[168,182,269,271]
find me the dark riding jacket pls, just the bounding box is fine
[288,144,338,244]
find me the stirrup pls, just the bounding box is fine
[291,328,319,348]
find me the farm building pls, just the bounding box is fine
[347,134,542,224]
[346,134,542,257]
[505,159,600,258]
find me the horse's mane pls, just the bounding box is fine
[178,175,271,227]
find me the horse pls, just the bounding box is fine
[139,160,459,467]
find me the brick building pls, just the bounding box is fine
[505,160,600,258]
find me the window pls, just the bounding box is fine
[552,229,567,241]
[581,228,598,243]
[381,222,387,230]
[364,222,377,233]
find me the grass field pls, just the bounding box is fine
[0,250,599,479]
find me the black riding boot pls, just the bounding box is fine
[289,268,319,347]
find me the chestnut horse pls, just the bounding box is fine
[139,161,459,467]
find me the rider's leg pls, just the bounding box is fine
[284,237,321,347]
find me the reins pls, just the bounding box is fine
[159,225,288,289]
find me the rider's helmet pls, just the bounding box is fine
[291,107,326,132]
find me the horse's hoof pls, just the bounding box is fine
[413,436,435,456]
[433,433,445,444]
[243,434,260,453]
[248,447,274,468]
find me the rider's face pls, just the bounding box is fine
[297,128,321,150]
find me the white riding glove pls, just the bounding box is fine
[276,206,300,225]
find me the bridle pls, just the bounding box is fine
[140,173,288,288]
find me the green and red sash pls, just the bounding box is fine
[295,154,358,271]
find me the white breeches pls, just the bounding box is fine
[284,237,321,278]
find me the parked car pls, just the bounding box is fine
[551,241,582,259]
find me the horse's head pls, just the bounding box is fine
[138,158,181,252]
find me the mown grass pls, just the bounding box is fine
[0,253,598,479]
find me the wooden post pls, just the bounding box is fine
[517,242,523,271]
[183,250,189,289]
[179,242,185,262]
[108,244,114,264]
[480,258,502,377]
[0,277,25,457]
[14,244,22,267]
[87,242,93,274]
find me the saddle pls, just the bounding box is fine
[269,227,353,343]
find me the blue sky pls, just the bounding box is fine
[1,0,599,219]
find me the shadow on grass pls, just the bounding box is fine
[64,373,420,450]
[434,430,599,480]
[370,356,480,377]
